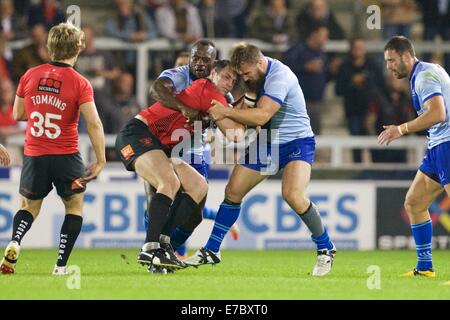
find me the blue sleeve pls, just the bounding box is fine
[262,70,288,106]
[158,68,189,93]
[416,70,443,104]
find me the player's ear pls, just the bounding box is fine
[210,68,217,79]
[257,58,265,71]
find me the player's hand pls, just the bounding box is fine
[209,100,229,121]
[81,161,105,184]
[181,107,200,123]
[377,125,402,146]
[0,144,11,167]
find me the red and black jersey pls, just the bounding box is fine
[16,62,94,156]
[139,78,228,148]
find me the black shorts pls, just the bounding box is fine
[19,152,86,200]
[115,118,169,171]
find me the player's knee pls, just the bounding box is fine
[185,176,208,203]
[160,175,181,198]
[224,183,243,203]
[282,188,306,208]
[404,194,422,215]
[62,193,84,214]
[19,197,41,218]
[195,178,208,201]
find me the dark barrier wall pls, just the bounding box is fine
[377,187,450,249]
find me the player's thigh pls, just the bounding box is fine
[61,192,84,216]
[134,149,180,191]
[444,183,450,199]
[52,153,86,200]
[19,195,43,219]
[281,160,311,203]
[19,155,53,202]
[225,164,267,203]
[405,170,443,211]
[171,158,208,203]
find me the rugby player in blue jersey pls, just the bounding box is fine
[184,43,336,277]
[379,36,450,277]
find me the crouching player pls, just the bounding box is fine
[115,60,244,272]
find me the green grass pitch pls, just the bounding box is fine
[0,249,449,300]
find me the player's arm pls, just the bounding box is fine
[378,95,446,145]
[209,95,281,127]
[80,102,106,183]
[214,116,246,142]
[149,77,199,119]
[13,96,27,121]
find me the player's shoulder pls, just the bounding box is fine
[21,63,50,79]
[265,57,294,83]
[159,65,190,78]
[269,58,291,75]
[67,68,92,89]
[415,62,444,84]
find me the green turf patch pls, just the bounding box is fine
[1,249,449,300]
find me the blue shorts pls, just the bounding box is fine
[419,140,450,186]
[240,136,316,174]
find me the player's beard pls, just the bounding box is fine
[395,58,408,79]
[244,70,265,93]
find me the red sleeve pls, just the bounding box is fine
[16,73,27,98]
[199,82,228,112]
[78,77,94,106]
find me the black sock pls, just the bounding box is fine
[179,197,205,233]
[161,193,198,237]
[145,193,173,243]
[56,214,83,267]
[11,210,34,244]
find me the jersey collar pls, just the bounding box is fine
[409,60,420,81]
[50,61,73,68]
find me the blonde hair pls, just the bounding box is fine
[230,42,263,70]
[47,23,86,61]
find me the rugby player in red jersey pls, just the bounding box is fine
[115,60,244,272]
[0,23,106,275]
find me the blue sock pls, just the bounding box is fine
[411,220,433,271]
[202,206,218,220]
[176,243,187,256]
[205,202,241,253]
[311,228,334,250]
[170,226,192,251]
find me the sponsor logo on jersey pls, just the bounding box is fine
[37,78,62,94]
